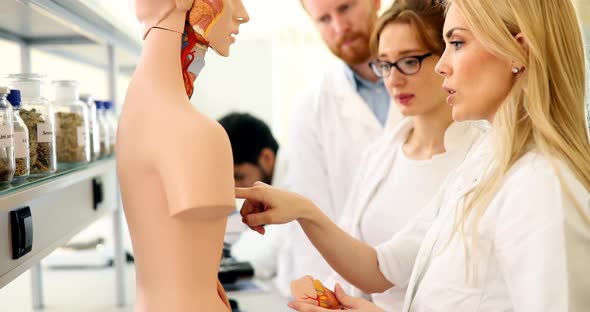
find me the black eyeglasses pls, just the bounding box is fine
[369,52,433,77]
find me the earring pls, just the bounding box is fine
[512,67,520,74]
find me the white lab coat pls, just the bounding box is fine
[333,118,485,311]
[287,61,388,220]
[277,61,398,297]
[376,133,590,311]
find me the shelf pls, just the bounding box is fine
[0,158,116,289]
[0,0,141,73]
[0,158,115,211]
[0,1,129,304]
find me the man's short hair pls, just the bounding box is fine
[219,112,279,165]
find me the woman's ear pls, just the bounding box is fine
[176,0,194,11]
[258,148,276,174]
[514,33,529,56]
[512,33,529,73]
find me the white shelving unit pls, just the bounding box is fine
[0,0,141,73]
[0,160,117,295]
[0,0,141,309]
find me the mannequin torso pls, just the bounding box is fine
[117,21,234,312]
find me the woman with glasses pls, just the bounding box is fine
[324,1,485,310]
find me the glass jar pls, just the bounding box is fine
[7,73,57,177]
[80,93,100,161]
[7,89,30,183]
[96,101,111,158]
[52,80,90,165]
[0,87,16,187]
[103,101,117,154]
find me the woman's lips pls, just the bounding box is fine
[396,94,415,106]
[446,93,455,105]
[443,85,456,105]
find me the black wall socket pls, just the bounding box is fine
[10,206,33,260]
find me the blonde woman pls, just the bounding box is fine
[331,1,484,310]
[238,0,590,311]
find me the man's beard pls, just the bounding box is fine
[329,31,372,65]
[327,11,376,66]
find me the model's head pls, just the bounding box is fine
[440,0,590,251]
[133,0,249,97]
[370,0,448,118]
[187,0,250,57]
[133,0,179,39]
[301,0,381,66]
[182,0,249,96]
[218,112,279,187]
[134,0,249,50]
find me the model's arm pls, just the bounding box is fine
[158,113,235,218]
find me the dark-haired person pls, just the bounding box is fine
[219,112,282,188]
[218,112,289,283]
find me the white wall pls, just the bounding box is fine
[192,36,274,126]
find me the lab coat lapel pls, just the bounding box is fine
[402,189,451,312]
[403,132,494,311]
[331,65,383,132]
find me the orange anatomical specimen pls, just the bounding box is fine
[291,275,342,309]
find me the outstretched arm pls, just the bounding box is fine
[237,183,393,293]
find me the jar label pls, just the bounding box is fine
[37,123,54,143]
[0,125,12,148]
[14,131,28,158]
[77,126,86,147]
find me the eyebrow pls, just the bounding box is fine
[445,27,469,39]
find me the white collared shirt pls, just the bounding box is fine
[376,133,590,311]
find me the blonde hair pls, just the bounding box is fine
[370,0,446,56]
[445,0,590,273]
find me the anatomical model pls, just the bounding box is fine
[117,0,248,311]
[291,275,342,309]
